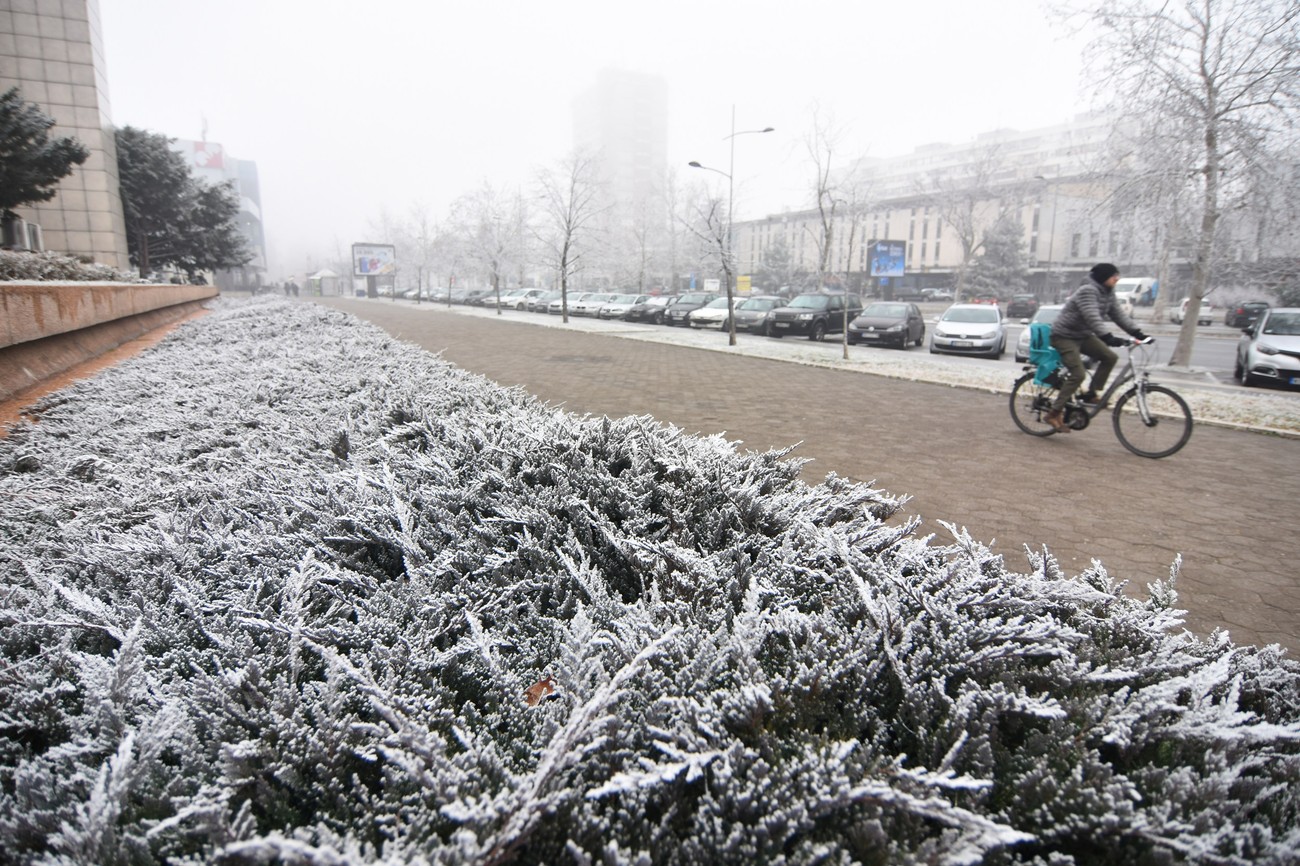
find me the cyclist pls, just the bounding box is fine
[1045,263,1149,433]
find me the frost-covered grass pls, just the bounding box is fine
[2,298,1299,865]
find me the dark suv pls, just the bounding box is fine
[1225,301,1269,328]
[769,293,863,341]
[663,291,718,326]
[1006,294,1039,319]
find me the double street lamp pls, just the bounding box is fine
[689,105,773,346]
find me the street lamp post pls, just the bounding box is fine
[689,105,773,346]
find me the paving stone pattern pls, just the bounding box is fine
[317,298,1299,654]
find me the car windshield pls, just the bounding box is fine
[788,295,831,310]
[647,296,672,306]
[608,294,638,304]
[1262,312,1300,335]
[679,293,711,304]
[863,303,907,317]
[1032,307,1062,323]
[739,298,779,311]
[943,307,999,323]
[703,298,730,309]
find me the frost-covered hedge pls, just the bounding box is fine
[1,298,1298,865]
[0,249,134,282]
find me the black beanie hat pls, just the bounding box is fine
[1090,263,1119,282]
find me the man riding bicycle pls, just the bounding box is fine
[1045,263,1149,433]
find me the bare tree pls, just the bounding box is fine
[450,181,521,315]
[1059,0,1300,366]
[916,144,1007,303]
[535,149,603,322]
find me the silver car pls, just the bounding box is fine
[1014,304,1064,363]
[929,303,1006,359]
[1236,307,1300,388]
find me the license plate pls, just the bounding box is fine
[953,340,973,347]
[1292,376,1300,386]
[861,332,879,339]
[775,322,789,328]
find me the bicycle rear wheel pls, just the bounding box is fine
[1112,384,1192,458]
[1009,372,1061,437]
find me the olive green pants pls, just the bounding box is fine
[1049,334,1116,410]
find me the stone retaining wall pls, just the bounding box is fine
[0,282,218,401]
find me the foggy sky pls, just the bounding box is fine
[98,0,1090,279]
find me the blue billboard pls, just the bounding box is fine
[868,240,906,278]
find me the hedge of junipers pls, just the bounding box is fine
[1,297,1297,866]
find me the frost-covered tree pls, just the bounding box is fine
[534,148,604,321]
[0,87,88,219]
[1056,0,1300,365]
[968,214,1030,296]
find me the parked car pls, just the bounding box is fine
[569,292,618,317]
[1170,297,1215,325]
[663,291,719,326]
[732,295,785,335]
[549,291,598,315]
[921,288,954,302]
[1014,304,1065,363]
[624,295,677,324]
[1235,307,1300,388]
[687,296,739,330]
[460,289,491,306]
[893,288,929,302]
[1224,301,1270,328]
[967,293,1001,306]
[929,303,1006,359]
[1006,294,1040,319]
[527,290,562,312]
[768,293,864,341]
[597,293,650,319]
[847,302,925,349]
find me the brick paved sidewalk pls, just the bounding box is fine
[317,297,1300,654]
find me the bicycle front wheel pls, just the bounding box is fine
[1112,384,1192,458]
[1009,372,1061,437]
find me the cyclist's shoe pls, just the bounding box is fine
[1045,408,1071,433]
[1079,390,1103,406]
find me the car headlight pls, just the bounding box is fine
[979,330,998,340]
[795,313,813,320]
[1257,342,1280,355]
[886,323,903,331]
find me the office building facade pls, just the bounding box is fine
[0,0,129,268]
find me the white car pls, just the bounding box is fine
[1170,297,1214,325]
[570,292,618,317]
[597,293,650,319]
[687,296,738,329]
[549,292,589,315]
[929,303,1006,359]
[1236,307,1300,388]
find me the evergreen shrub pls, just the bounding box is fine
[1,298,1297,865]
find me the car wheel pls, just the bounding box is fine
[1234,356,1245,382]
[763,321,773,337]
[929,342,939,354]
[720,318,731,333]
[914,329,924,347]
[809,321,826,342]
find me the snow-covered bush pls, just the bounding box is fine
[0,249,134,282]
[1,297,1297,865]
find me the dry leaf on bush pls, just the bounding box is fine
[524,676,555,707]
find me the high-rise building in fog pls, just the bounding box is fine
[0,0,130,268]
[573,68,668,234]
[171,139,267,290]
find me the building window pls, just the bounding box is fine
[1071,233,1082,257]
[1089,234,1100,257]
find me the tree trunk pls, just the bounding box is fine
[1171,106,1220,367]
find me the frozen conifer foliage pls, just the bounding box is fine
[1,298,1298,864]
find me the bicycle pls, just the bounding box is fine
[1009,338,1193,458]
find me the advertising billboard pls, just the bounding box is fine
[352,243,397,276]
[868,240,906,278]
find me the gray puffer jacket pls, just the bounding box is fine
[1051,278,1140,341]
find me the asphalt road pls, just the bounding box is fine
[316,297,1300,654]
